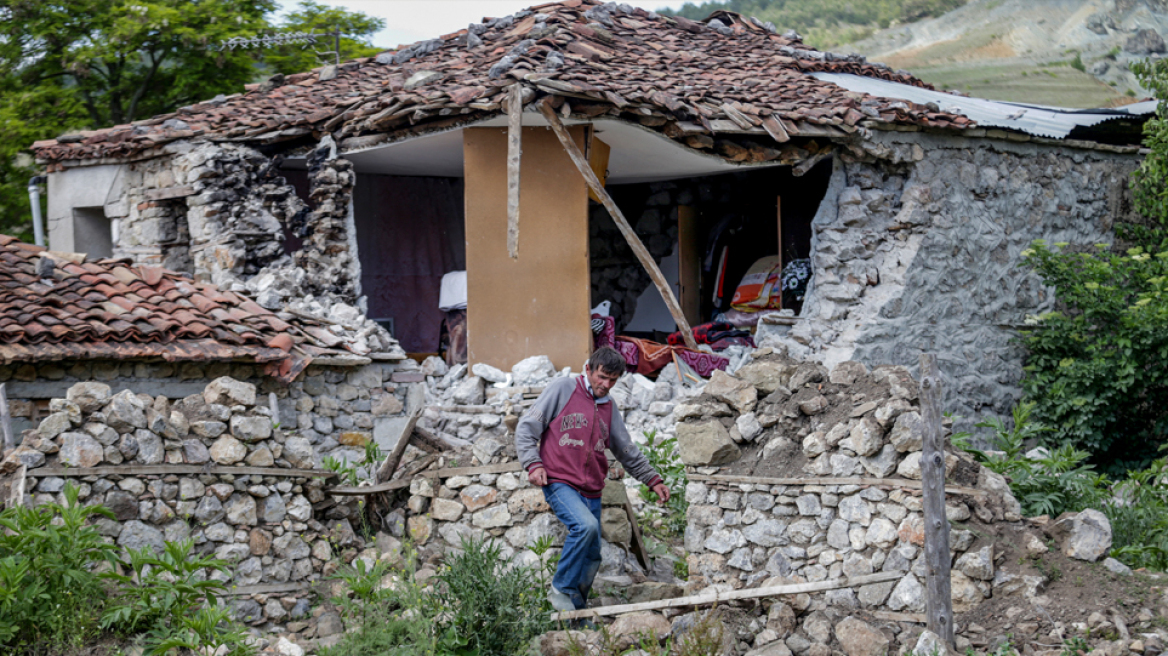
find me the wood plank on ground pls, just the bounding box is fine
[551,571,903,621]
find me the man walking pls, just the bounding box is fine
[515,346,670,612]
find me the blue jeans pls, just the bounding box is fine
[543,482,602,610]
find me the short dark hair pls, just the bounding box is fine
[589,346,626,375]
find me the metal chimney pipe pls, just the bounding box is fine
[28,175,47,247]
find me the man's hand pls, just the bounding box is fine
[651,482,670,506]
[528,466,548,487]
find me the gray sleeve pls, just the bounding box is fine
[515,377,576,473]
[608,409,663,487]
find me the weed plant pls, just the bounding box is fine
[322,536,554,656]
[101,539,254,655]
[953,402,1108,517]
[0,483,118,653]
[0,483,254,655]
[637,430,689,540]
[955,402,1168,571]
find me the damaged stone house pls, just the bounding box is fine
[27,0,1158,426]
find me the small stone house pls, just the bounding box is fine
[28,0,1157,423]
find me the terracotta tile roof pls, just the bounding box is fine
[30,0,973,164]
[0,235,363,381]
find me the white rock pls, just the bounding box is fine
[512,355,556,384]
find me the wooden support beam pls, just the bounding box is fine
[920,353,955,648]
[414,425,471,451]
[374,410,421,484]
[538,101,699,351]
[26,465,335,478]
[870,610,927,624]
[687,474,985,498]
[507,83,523,259]
[551,571,902,621]
[329,460,525,496]
[623,496,650,571]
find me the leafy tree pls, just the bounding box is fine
[660,0,967,49]
[0,0,385,239]
[1020,58,1168,475]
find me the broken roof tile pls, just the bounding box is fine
[30,0,968,165]
[0,238,370,382]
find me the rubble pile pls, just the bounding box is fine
[675,354,1021,590]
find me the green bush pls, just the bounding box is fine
[1018,58,1168,475]
[323,536,552,656]
[637,430,689,539]
[1106,457,1168,570]
[101,539,254,655]
[434,537,551,656]
[0,483,117,653]
[957,403,1168,572]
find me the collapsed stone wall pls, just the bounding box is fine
[293,137,361,304]
[763,133,1143,424]
[100,138,398,357]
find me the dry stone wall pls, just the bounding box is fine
[2,362,425,630]
[674,356,1022,625]
[762,133,1144,425]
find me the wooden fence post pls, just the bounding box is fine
[919,353,954,647]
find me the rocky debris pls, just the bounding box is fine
[1050,509,1113,562]
[678,420,741,466]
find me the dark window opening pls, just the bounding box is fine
[352,174,466,356]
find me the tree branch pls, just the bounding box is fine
[126,50,164,122]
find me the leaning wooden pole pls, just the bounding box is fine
[538,100,700,351]
[919,353,954,648]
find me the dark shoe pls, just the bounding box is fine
[569,618,599,631]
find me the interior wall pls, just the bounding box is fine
[463,126,592,372]
[352,174,466,354]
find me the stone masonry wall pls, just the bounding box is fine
[97,139,399,357]
[2,358,426,473]
[762,133,1144,424]
[674,356,1028,655]
[1,365,420,632]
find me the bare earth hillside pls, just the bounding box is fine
[843,0,1168,107]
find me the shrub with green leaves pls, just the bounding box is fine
[637,430,689,539]
[0,483,117,653]
[434,537,551,656]
[101,538,253,655]
[954,402,1109,517]
[1018,57,1168,475]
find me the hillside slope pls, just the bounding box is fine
[844,0,1168,107]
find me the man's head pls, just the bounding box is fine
[585,346,625,398]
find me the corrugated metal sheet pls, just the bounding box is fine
[812,72,1157,139]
